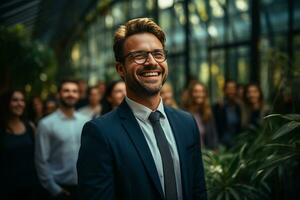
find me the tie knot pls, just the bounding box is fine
[148,111,161,123]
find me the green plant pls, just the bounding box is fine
[203,114,300,200]
[0,24,57,97]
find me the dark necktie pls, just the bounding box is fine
[148,111,178,200]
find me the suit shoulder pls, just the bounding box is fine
[165,106,193,120]
[88,109,120,129]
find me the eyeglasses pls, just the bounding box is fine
[123,49,168,65]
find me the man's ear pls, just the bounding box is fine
[116,62,125,80]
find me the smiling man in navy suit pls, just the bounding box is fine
[77,18,207,200]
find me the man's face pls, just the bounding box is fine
[89,88,101,106]
[224,82,237,100]
[117,33,168,97]
[246,85,260,104]
[59,82,79,108]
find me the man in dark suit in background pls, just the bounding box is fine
[77,18,207,200]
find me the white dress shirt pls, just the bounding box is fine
[35,109,89,195]
[125,97,183,200]
[78,104,101,119]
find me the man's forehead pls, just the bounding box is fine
[61,82,78,90]
[123,33,163,51]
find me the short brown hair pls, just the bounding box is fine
[113,18,166,62]
[58,79,78,92]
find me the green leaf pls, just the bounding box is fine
[259,154,296,170]
[225,192,230,200]
[272,121,300,140]
[264,113,282,119]
[261,181,271,193]
[264,143,296,153]
[261,166,277,181]
[265,113,300,121]
[228,187,241,200]
[282,114,300,121]
[216,192,224,200]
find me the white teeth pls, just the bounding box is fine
[142,72,159,77]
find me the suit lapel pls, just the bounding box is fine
[165,106,191,200]
[117,101,164,199]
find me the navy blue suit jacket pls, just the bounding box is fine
[77,101,207,200]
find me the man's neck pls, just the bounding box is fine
[225,97,236,105]
[89,103,99,109]
[127,91,161,111]
[59,106,75,118]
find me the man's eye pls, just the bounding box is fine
[133,54,146,59]
[153,52,164,58]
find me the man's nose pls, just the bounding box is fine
[144,53,157,65]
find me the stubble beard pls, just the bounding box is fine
[126,73,167,97]
[60,99,76,108]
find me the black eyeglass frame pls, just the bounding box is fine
[122,49,168,65]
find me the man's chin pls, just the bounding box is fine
[141,85,162,96]
[60,101,77,108]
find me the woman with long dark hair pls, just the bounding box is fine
[101,80,126,115]
[183,81,219,150]
[242,83,270,128]
[0,89,40,200]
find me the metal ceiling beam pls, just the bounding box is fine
[5,13,37,26]
[1,0,40,19]
[0,0,25,9]
[3,7,38,25]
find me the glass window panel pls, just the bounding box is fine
[209,0,225,18]
[199,62,210,86]
[190,37,207,82]
[227,0,250,42]
[167,55,185,103]
[274,35,288,51]
[160,8,185,53]
[229,47,250,84]
[294,36,300,75]
[259,35,289,101]
[261,0,288,33]
[208,20,225,45]
[210,50,225,103]
[294,1,300,29]
[112,3,127,25]
[129,0,146,18]
[292,35,300,101]
[228,13,250,42]
[260,10,268,36]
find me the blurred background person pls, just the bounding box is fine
[75,79,88,109]
[101,80,126,115]
[78,86,102,119]
[242,83,270,129]
[183,81,219,150]
[160,82,178,108]
[97,80,106,100]
[28,96,44,126]
[44,96,58,116]
[181,79,198,109]
[273,87,297,114]
[0,89,40,200]
[237,83,245,104]
[213,80,242,148]
[35,80,89,200]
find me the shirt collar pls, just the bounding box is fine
[56,109,78,119]
[125,96,166,122]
